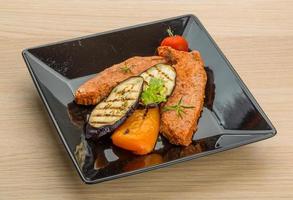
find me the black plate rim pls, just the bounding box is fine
[22,14,277,184]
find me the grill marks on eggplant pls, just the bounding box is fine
[106,97,137,102]
[88,77,143,130]
[145,71,155,78]
[140,64,176,96]
[154,65,173,81]
[86,64,176,140]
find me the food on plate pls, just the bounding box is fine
[73,43,207,155]
[140,64,176,105]
[158,46,207,146]
[86,77,144,139]
[75,56,167,105]
[160,28,189,52]
[112,107,160,155]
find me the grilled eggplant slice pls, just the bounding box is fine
[140,64,176,96]
[86,76,144,139]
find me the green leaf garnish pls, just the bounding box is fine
[141,78,167,105]
[163,97,194,118]
[166,27,174,37]
[120,65,132,73]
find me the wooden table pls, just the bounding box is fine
[1,0,292,199]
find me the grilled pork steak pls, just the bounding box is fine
[158,46,207,146]
[74,47,207,147]
[75,56,167,105]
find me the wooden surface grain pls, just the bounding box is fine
[0,0,293,199]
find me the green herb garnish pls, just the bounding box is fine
[163,97,194,118]
[141,78,167,105]
[166,27,174,36]
[120,65,132,73]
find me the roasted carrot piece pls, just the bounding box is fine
[111,107,160,155]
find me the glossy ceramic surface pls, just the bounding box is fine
[22,15,276,184]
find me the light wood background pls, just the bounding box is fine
[0,0,292,199]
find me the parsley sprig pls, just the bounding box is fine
[163,97,194,118]
[141,78,167,105]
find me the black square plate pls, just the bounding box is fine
[22,15,276,184]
